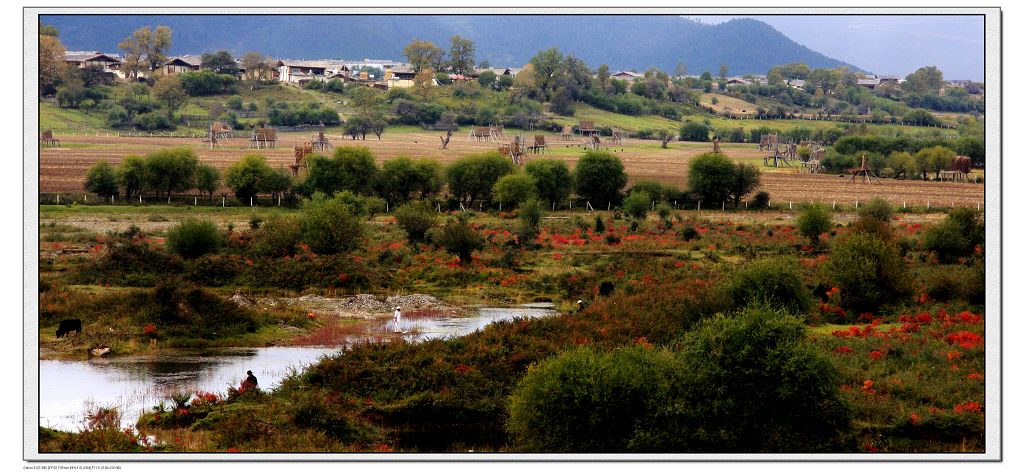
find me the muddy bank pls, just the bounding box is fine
[239,292,463,319]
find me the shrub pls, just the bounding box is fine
[394,200,438,244]
[796,203,832,244]
[225,154,275,203]
[506,345,687,452]
[858,197,895,222]
[524,159,573,206]
[821,232,911,314]
[446,152,517,204]
[166,219,223,259]
[574,150,628,206]
[250,215,302,257]
[751,191,770,209]
[622,191,651,219]
[492,173,538,208]
[679,122,711,142]
[84,160,119,197]
[518,199,542,242]
[376,157,444,205]
[687,152,734,206]
[434,217,483,265]
[922,208,983,263]
[299,193,365,254]
[726,257,812,314]
[303,147,379,197]
[675,306,852,452]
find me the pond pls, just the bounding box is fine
[38,305,557,432]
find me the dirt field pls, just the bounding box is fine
[37,131,984,207]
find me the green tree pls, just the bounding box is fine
[922,208,984,263]
[445,152,517,204]
[623,191,651,219]
[676,307,852,451]
[524,159,573,207]
[492,173,538,208]
[726,258,812,314]
[887,151,918,179]
[507,345,687,452]
[435,217,484,265]
[447,35,475,75]
[719,63,729,80]
[394,200,438,244]
[118,26,172,77]
[477,70,497,88]
[903,66,944,95]
[225,154,274,203]
[403,39,444,73]
[796,203,832,245]
[730,163,761,207]
[39,32,66,96]
[195,164,220,201]
[166,219,222,259]
[679,122,711,142]
[84,160,119,198]
[144,147,198,198]
[299,192,365,254]
[915,145,955,180]
[200,50,238,75]
[822,233,911,313]
[152,75,187,113]
[117,154,147,199]
[303,146,378,196]
[687,152,734,206]
[574,150,628,206]
[529,48,565,100]
[376,157,444,205]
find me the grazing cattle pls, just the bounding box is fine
[56,319,82,338]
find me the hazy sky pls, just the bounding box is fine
[691,15,985,80]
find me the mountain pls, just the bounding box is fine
[41,15,858,75]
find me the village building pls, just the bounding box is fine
[384,63,421,88]
[474,67,522,78]
[276,59,349,84]
[610,70,643,81]
[160,55,203,76]
[64,51,123,78]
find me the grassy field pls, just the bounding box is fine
[699,92,760,114]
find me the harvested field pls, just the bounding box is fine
[38,131,984,207]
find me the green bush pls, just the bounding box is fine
[796,203,832,244]
[858,197,895,222]
[687,152,734,206]
[675,306,852,452]
[225,154,275,203]
[84,160,119,197]
[166,219,223,259]
[574,150,627,206]
[434,217,483,265]
[622,191,651,219]
[523,159,573,207]
[821,232,911,314]
[446,152,517,204]
[492,173,538,208]
[506,345,687,452]
[299,193,365,254]
[922,208,983,263]
[726,257,812,314]
[518,199,542,243]
[394,200,438,244]
[679,122,711,142]
[251,215,302,257]
[751,191,771,209]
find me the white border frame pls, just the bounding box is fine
[22,6,1002,462]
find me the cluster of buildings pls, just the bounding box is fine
[63,50,524,90]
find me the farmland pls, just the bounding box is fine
[39,130,983,208]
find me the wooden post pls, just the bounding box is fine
[56,195,59,204]
[250,197,253,207]
[855,200,858,209]
[697,201,701,211]
[832,201,836,210]
[167,195,171,204]
[84,194,87,203]
[222,196,225,207]
[722,201,725,211]
[278,195,281,207]
[789,201,792,210]
[194,197,197,206]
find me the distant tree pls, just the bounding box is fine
[477,70,497,88]
[903,66,944,95]
[679,122,711,142]
[446,152,517,204]
[574,150,628,206]
[597,64,611,91]
[436,217,484,265]
[796,203,832,245]
[687,152,734,206]
[38,33,66,96]
[477,60,491,69]
[403,39,444,73]
[767,68,784,86]
[524,159,573,206]
[674,63,687,78]
[512,63,541,100]
[376,157,444,205]
[700,71,712,82]
[730,163,761,208]
[200,50,238,75]
[152,75,187,112]
[39,24,59,37]
[241,51,273,83]
[623,190,651,220]
[887,151,918,179]
[84,160,119,198]
[492,173,538,208]
[448,35,476,75]
[143,147,198,199]
[300,192,365,254]
[529,48,565,100]
[394,200,438,244]
[719,63,729,79]
[117,155,147,199]
[118,26,172,77]
[225,154,274,202]
[195,163,220,201]
[915,145,955,181]
[657,130,675,149]
[304,146,378,196]
[263,168,293,202]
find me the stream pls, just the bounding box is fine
[37,304,557,432]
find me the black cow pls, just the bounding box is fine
[56,319,82,338]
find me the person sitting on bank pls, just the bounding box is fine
[241,370,258,391]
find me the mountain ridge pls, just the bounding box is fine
[42,15,860,75]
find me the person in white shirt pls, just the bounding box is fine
[393,306,402,332]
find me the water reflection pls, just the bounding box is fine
[39,305,556,432]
